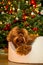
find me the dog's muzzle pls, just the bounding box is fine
[13,34,26,47]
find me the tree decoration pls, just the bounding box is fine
[0,21,2,24]
[13,20,17,23]
[1,11,5,14]
[33,3,36,8]
[8,1,11,5]
[4,5,8,10]
[1,0,4,5]
[32,27,38,31]
[16,17,19,21]
[24,22,29,27]
[31,11,36,18]
[30,0,36,8]
[17,8,20,12]
[8,10,13,14]
[6,23,11,28]
[40,10,43,15]
[3,27,9,31]
[13,7,15,11]
[3,24,11,31]
[35,8,39,13]
[26,1,29,4]
[22,14,28,21]
[36,3,41,7]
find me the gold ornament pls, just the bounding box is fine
[0,21,2,24]
[12,12,15,14]
[17,8,20,12]
[0,2,1,4]
[4,6,7,10]
[16,17,19,20]
[8,1,11,5]
[10,7,12,11]
[26,1,29,4]
[30,7,32,9]
[36,33,39,37]
[33,33,39,37]
[1,11,5,14]
[35,8,39,13]
[13,7,15,11]
[13,15,15,18]
[31,12,35,16]
[30,34,34,37]
[36,3,41,7]
[11,4,13,6]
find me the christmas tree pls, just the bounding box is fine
[0,0,43,48]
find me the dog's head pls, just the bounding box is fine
[7,26,28,47]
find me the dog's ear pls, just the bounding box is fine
[7,30,12,42]
[21,28,29,43]
[7,26,19,42]
[27,34,38,45]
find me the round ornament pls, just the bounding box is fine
[0,21,2,24]
[40,10,43,15]
[26,1,28,4]
[8,1,11,5]
[31,11,36,18]
[31,12,35,15]
[32,27,38,31]
[6,23,11,27]
[1,11,5,14]
[13,7,15,11]
[17,8,20,12]
[3,27,9,31]
[16,17,19,21]
[30,0,36,8]
[13,20,17,23]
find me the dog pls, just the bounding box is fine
[7,26,37,55]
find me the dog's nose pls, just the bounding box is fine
[16,36,24,43]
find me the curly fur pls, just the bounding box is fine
[7,26,37,55]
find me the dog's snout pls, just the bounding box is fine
[16,36,25,43]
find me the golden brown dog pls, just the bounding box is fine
[7,26,37,55]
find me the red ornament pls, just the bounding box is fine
[22,14,27,21]
[3,27,9,31]
[31,15,35,18]
[3,24,11,31]
[6,23,11,27]
[13,20,17,23]
[2,1,4,4]
[30,0,36,8]
[5,5,8,10]
[8,10,13,14]
[33,3,36,8]
[32,27,38,31]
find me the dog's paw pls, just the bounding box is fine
[16,45,32,55]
